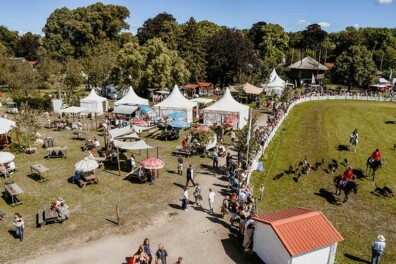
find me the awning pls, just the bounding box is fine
[140,105,153,114]
[60,106,89,114]
[113,139,153,150]
[108,126,139,139]
[113,105,138,115]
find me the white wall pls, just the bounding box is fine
[253,223,291,264]
[291,246,331,264]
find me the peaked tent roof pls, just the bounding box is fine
[80,89,107,102]
[154,85,197,109]
[266,75,286,89]
[204,88,249,113]
[243,83,264,95]
[269,69,285,83]
[0,117,16,134]
[114,87,149,106]
[288,56,328,71]
[253,208,343,257]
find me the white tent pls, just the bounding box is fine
[80,89,108,115]
[113,139,153,150]
[0,117,16,134]
[114,87,149,106]
[60,106,89,114]
[203,88,249,128]
[263,69,286,96]
[108,126,139,140]
[153,85,197,123]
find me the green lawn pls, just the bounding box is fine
[0,115,214,263]
[251,100,396,264]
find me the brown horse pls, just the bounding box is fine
[334,176,358,203]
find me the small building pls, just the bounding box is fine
[288,56,328,87]
[182,82,213,98]
[252,208,343,264]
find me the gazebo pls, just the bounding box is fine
[153,85,198,123]
[114,87,149,106]
[202,88,249,129]
[262,69,286,96]
[80,89,108,115]
[288,56,328,87]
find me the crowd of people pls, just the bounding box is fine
[129,239,184,264]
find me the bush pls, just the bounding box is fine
[13,97,51,111]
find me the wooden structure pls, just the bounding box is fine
[288,56,328,87]
[37,205,59,227]
[183,82,214,98]
[30,164,49,182]
[46,146,67,159]
[3,181,23,206]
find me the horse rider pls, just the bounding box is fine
[349,129,359,143]
[369,149,381,164]
[339,167,353,188]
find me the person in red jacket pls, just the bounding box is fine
[369,149,381,163]
[339,167,354,187]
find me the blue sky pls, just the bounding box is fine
[0,0,395,35]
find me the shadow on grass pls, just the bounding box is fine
[337,145,349,151]
[173,182,186,189]
[168,203,183,210]
[384,120,395,124]
[314,188,339,205]
[344,253,370,263]
[27,173,46,182]
[105,218,119,225]
[8,230,18,239]
[353,169,365,180]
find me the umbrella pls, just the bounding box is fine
[168,120,190,128]
[0,117,16,134]
[0,152,15,163]
[139,105,153,114]
[141,158,165,169]
[195,125,211,132]
[167,112,187,119]
[224,116,238,124]
[74,158,99,172]
[134,119,148,126]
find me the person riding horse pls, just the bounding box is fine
[349,129,359,151]
[369,149,381,164]
[338,167,354,188]
[366,149,383,180]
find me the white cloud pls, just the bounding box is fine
[297,19,310,26]
[318,22,331,28]
[376,0,393,4]
[353,24,360,29]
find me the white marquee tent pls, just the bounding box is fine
[80,89,108,115]
[153,85,197,123]
[203,88,249,128]
[262,69,286,96]
[114,87,149,106]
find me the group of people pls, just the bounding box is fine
[51,197,70,224]
[129,239,184,264]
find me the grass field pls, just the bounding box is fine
[251,100,396,264]
[0,114,215,263]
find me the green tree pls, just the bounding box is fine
[137,12,177,46]
[15,32,42,61]
[206,28,256,87]
[63,58,83,104]
[248,21,268,49]
[116,41,146,88]
[13,102,42,148]
[298,24,328,51]
[233,114,260,164]
[5,60,41,96]
[0,26,19,55]
[333,45,376,88]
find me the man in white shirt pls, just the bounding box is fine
[208,188,216,214]
[371,235,386,264]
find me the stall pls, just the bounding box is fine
[80,89,108,115]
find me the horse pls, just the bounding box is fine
[334,176,358,203]
[349,135,359,152]
[366,158,384,181]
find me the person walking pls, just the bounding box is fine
[208,188,216,214]
[371,235,386,264]
[185,164,195,187]
[129,154,136,173]
[143,238,153,264]
[193,183,203,207]
[177,157,183,176]
[212,149,219,171]
[230,129,236,142]
[14,213,24,241]
[182,187,189,211]
[155,244,168,264]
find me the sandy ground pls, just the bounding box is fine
[24,109,269,264]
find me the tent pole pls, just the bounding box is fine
[146,149,148,158]
[157,147,158,158]
[117,147,121,176]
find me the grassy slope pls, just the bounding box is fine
[251,100,396,264]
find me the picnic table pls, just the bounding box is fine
[73,131,87,140]
[46,146,67,159]
[4,181,23,206]
[30,164,49,182]
[77,173,98,188]
[37,205,59,227]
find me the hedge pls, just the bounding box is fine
[12,97,52,111]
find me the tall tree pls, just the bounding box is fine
[137,12,177,46]
[178,17,207,83]
[206,28,256,87]
[13,102,42,148]
[298,24,328,51]
[0,26,19,55]
[5,60,41,96]
[15,32,42,61]
[248,21,268,49]
[333,45,376,88]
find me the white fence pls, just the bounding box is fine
[248,95,395,183]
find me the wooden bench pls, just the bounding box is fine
[77,179,87,188]
[126,168,147,183]
[37,209,44,227]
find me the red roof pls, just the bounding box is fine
[325,62,334,69]
[253,208,343,257]
[184,84,199,89]
[197,82,213,88]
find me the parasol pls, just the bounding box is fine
[195,125,211,132]
[168,120,190,128]
[74,158,99,172]
[167,112,187,119]
[0,152,15,163]
[141,158,165,169]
